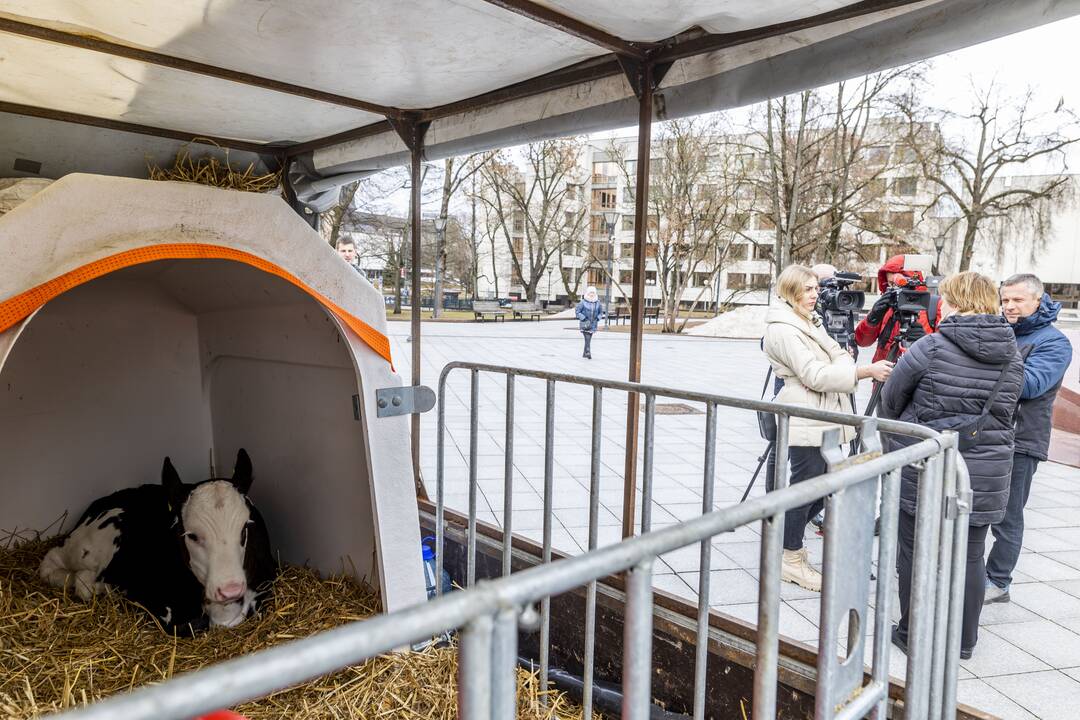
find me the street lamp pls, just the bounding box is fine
[603,210,619,327]
[432,216,448,317]
[933,235,946,275]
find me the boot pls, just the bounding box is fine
[782,548,822,592]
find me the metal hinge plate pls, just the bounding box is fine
[375,385,436,418]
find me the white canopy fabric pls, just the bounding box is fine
[1,0,1078,209]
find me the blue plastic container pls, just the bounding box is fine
[421,536,453,598]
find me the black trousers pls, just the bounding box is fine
[896,510,989,652]
[766,445,828,551]
[987,454,1040,588]
[582,331,593,355]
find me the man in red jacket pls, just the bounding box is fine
[855,254,941,362]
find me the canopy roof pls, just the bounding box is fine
[2,0,1078,208]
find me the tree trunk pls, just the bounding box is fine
[958,218,979,272]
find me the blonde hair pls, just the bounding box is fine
[776,265,818,318]
[939,271,1000,315]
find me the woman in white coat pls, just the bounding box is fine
[763,265,894,591]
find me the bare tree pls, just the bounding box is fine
[431,153,494,316]
[609,116,747,332]
[896,82,1079,271]
[739,67,922,274]
[477,139,588,302]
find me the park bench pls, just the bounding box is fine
[473,300,507,322]
[606,305,629,325]
[644,306,661,324]
[511,301,543,321]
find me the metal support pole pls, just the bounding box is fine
[605,226,614,328]
[904,452,944,720]
[459,614,494,720]
[398,118,429,495]
[622,560,655,720]
[491,607,519,720]
[754,414,788,719]
[622,60,655,539]
[583,386,603,720]
[467,368,480,587]
[693,402,717,720]
[540,379,556,703]
[502,374,516,577]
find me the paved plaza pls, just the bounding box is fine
[391,318,1080,720]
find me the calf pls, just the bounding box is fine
[39,449,275,634]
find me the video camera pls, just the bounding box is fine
[816,271,865,350]
[874,255,943,354]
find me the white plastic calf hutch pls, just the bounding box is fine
[0,174,426,612]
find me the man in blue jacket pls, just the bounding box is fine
[985,274,1074,603]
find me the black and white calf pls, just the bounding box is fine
[39,449,275,634]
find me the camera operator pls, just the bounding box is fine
[855,254,942,362]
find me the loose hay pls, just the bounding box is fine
[147,142,281,193]
[0,537,591,719]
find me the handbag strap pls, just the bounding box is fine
[759,365,774,400]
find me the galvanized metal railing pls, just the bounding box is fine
[51,363,971,720]
[433,362,973,720]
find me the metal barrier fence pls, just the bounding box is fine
[51,363,971,720]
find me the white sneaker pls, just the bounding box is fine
[782,548,822,592]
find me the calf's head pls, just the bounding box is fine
[163,450,258,627]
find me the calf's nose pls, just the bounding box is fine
[216,581,246,602]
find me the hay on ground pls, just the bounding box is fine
[0,536,591,719]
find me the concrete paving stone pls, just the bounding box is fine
[958,629,1052,677]
[1036,505,1080,523]
[1027,490,1080,509]
[652,573,696,601]
[659,543,740,573]
[1020,528,1078,553]
[715,601,821,643]
[1041,550,1080,571]
[955,679,1039,720]
[1046,526,1080,547]
[649,486,705,505]
[1021,509,1077,529]
[713,541,761,569]
[977,600,1043,626]
[553,506,621,528]
[1010,582,1080,621]
[1048,579,1080,600]
[1013,553,1080,582]
[710,524,761,545]
[677,569,761,606]
[988,620,1080,669]
[984,670,1080,719]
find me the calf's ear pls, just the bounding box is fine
[232,449,254,494]
[162,457,185,509]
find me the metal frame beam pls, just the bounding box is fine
[390,114,432,497]
[620,58,659,539]
[0,17,401,118]
[477,0,647,57]
[0,100,277,157]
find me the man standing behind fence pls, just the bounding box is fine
[985,274,1073,604]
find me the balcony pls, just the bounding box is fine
[592,174,619,186]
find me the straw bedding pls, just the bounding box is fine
[0,535,589,719]
[147,143,281,193]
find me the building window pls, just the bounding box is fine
[512,267,525,285]
[889,211,915,230]
[592,188,617,210]
[512,211,524,233]
[622,216,635,232]
[590,241,611,260]
[619,270,633,284]
[692,272,711,287]
[892,177,918,197]
[512,237,524,255]
[893,144,918,164]
[590,215,608,236]
[736,153,756,171]
[863,145,890,166]
[727,273,747,290]
[757,213,776,231]
[565,184,579,201]
[864,178,886,199]
[645,243,659,259]
[749,274,771,290]
[859,211,884,229]
[587,268,605,285]
[753,244,774,261]
[647,215,659,232]
[645,270,657,286]
[731,212,750,230]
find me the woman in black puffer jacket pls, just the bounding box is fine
[880,271,1023,660]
